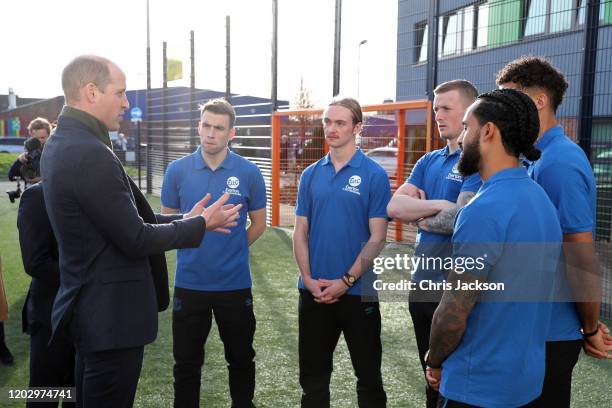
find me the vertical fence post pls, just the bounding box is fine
[190,30,197,151]
[578,0,601,159]
[271,113,281,227]
[137,120,142,190]
[145,0,152,194]
[332,0,342,96]
[395,108,406,242]
[226,16,231,103]
[162,41,168,173]
[426,100,433,152]
[271,0,278,113]
[425,0,439,100]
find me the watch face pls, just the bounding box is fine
[347,275,356,284]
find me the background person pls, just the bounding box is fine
[161,98,267,408]
[293,97,391,407]
[18,181,75,407]
[386,80,480,408]
[426,88,560,407]
[497,56,612,406]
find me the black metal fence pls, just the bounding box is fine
[123,31,288,227]
[398,0,612,318]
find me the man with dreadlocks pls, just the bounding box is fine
[498,56,612,407]
[424,88,562,407]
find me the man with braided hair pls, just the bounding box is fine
[498,56,612,407]
[425,88,562,407]
[387,80,481,408]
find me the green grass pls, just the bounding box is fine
[0,153,18,175]
[0,195,610,406]
[124,165,146,180]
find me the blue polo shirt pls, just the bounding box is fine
[441,167,561,408]
[161,147,267,291]
[527,125,595,341]
[295,149,391,296]
[407,146,482,282]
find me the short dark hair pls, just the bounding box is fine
[27,117,51,135]
[62,55,112,102]
[328,97,363,125]
[495,56,568,113]
[434,80,478,105]
[199,98,236,128]
[472,88,541,161]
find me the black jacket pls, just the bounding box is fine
[17,182,59,334]
[40,114,205,352]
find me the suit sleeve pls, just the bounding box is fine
[76,147,205,258]
[17,186,60,286]
[155,213,184,224]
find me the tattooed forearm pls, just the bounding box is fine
[421,207,460,234]
[420,191,476,235]
[427,271,482,367]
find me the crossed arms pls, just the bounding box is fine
[387,182,475,234]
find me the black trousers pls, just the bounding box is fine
[408,290,441,408]
[298,289,387,408]
[172,287,256,408]
[533,339,582,407]
[75,345,144,408]
[28,323,76,408]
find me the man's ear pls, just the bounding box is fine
[228,127,236,140]
[353,122,363,136]
[481,122,496,144]
[532,90,549,111]
[83,83,97,104]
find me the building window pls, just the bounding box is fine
[437,1,489,58]
[578,0,611,25]
[524,0,547,36]
[550,0,573,32]
[477,3,490,48]
[525,0,606,35]
[415,21,428,63]
[440,12,460,56]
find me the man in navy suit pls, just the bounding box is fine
[40,55,241,408]
[18,181,75,408]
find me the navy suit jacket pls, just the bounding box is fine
[17,182,59,334]
[40,114,205,352]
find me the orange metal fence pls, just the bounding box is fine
[271,100,433,243]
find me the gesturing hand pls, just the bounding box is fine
[187,193,242,234]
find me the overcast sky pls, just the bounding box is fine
[0,0,397,107]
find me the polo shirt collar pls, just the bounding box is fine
[320,148,365,168]
[535,125,564,151]
[483,166,528,187]
[193,147,235,170]
[440,145,461,157]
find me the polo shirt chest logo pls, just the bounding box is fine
[446,164,463,183]
[224,176,242,196]
[342,175,362,195]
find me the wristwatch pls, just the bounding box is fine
[344,273,357,285]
